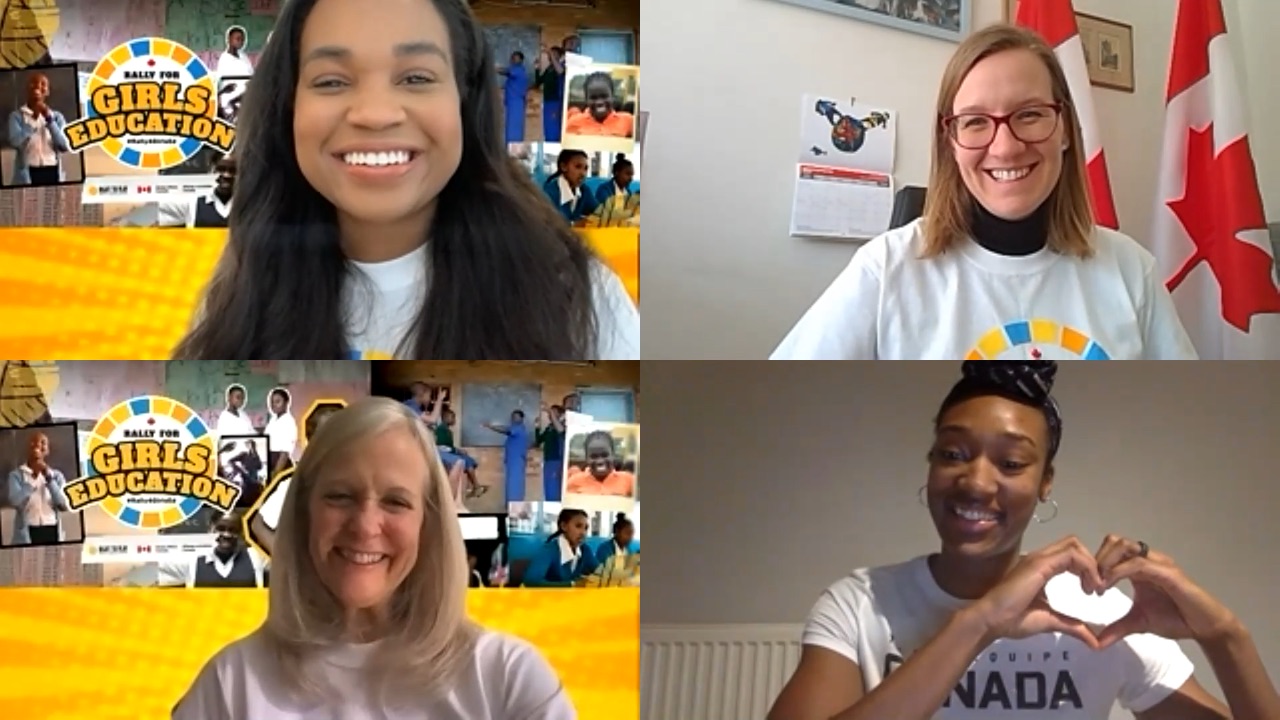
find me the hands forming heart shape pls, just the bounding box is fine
[973,534,1240,651]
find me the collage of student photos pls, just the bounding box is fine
[0,359,638,719]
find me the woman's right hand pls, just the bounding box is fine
[969,536,1108,650]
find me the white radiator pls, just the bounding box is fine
[640,624,803,720]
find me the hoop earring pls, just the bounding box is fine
[1034,498,1059,523]
[918,485,927,507]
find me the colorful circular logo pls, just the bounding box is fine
[69,38,234,170]
[73,395,231,529]
[967,319,1111,360]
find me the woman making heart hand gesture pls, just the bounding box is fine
[768,360,1279,720]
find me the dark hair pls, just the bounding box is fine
[174,0,599,360]
[548,508,588,541]
[612,153,632,175]
[583,430,615,455]
[511,50,524,62]
[550,404,564,414]
[936,361,1063,461]
[548,149,588,183]
[269,387,291,415]
[226,384,245,415]
[612,512,632,535]
[512,409,525,420]
[583,71,615,97]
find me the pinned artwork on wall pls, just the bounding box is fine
[767,0,971,43]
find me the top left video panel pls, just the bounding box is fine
[0,4,247,228]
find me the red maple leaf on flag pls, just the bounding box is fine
[1166,126,1280,331]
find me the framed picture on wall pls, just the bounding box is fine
[766,0,971,43]
[1076,12,1135,93]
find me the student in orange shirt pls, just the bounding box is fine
[565,430,635,496]
[565,71,634,137]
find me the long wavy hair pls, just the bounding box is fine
[261,396,478,703]
[173,0,599,359]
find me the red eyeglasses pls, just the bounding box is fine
[941,102,1064,150]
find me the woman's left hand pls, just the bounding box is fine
[1094,534,1240,648]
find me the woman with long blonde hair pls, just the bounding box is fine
[771,24,1195,361]
[173,397,574,718]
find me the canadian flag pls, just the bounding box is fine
[1014,0,1119,229]
[1152,0,1280,358]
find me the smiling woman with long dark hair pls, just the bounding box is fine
[172,0,639,360]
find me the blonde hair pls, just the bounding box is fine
[260,396,478,703]
[921,23,1095,259]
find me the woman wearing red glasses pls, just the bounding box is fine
[771,24,1195,361]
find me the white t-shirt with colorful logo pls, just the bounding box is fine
[802,555,1194,718]
[770,219,1197,360]
[342,245,639,360]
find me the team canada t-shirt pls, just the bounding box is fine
[802,555,1194,718]
[770,218,1198,360]
[341,244,640,359]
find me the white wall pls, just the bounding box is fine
[640,0,1278,358]
[638,361,1280,717]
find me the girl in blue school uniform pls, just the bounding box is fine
[594,512,637,565]
[542,149,598,224]
[594,153,634,206]
[484,409,530,503]
[524,508,599,587]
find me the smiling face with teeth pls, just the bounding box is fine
[292,0,463,260]
[925,394,1054,565]
[949,48,1067,222]
[308,423,427,616]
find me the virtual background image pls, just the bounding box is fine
[0,360,368,586]
[371,361,639,510]
[0,63,86,187]
[0,0,639,228]
[0,421,84,546]
[507,500,639,588]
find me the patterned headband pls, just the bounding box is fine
[948,360,1063,459]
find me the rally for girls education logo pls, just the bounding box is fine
[63,37,236,170]
[966,319,1111,360]
[63,396,239,529]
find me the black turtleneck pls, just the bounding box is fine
[969,200,1050,257]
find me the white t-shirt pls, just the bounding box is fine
[771,219,1198,360]
[157,195,232,228]
[264,413,298,456]
[216,409,256,437]
[157,546,268,588]
[216,51,254,78]
[803,556,1194,718]
[342,244,639,359]
[172,628,577,720]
